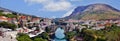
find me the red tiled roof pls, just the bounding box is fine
[7,18,12,20]
[20,16,27,19]
[0,16,7,20]
[32,18,39,21]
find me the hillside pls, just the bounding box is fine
[0,7,39,18]
[65,3,120,20]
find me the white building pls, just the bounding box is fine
[2,12,12,14]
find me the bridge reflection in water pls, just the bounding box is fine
[53,27,67,41]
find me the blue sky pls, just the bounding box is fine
[0,0,120,18]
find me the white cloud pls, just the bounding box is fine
[44,1,72,11]
[24,0,72,11]
[24,0,48,4]
[62,7,75,17]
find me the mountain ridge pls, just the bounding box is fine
[64,3,120,20]
[0,7,40,18]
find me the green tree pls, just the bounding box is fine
[16,33,32,41]
[105,25,120,41]
[0,10,3,12]
[5,14,17,18]
[0,22,17,30]
[66,31,76,39]
[82,29,97,41]
[0,12,5,16]
[41,32,49,39]
[33,38,47,41]
[0,11,17,18]
[45,27,51,33]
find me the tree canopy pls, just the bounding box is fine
[33,37,47,41]
[81,24,120,41]
[0,22,17,30]
[16,33,32,41]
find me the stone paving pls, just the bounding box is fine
[0,36,17,41]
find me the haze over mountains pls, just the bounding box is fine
[65,3,120,20]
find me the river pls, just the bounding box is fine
[53,27,67,41]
